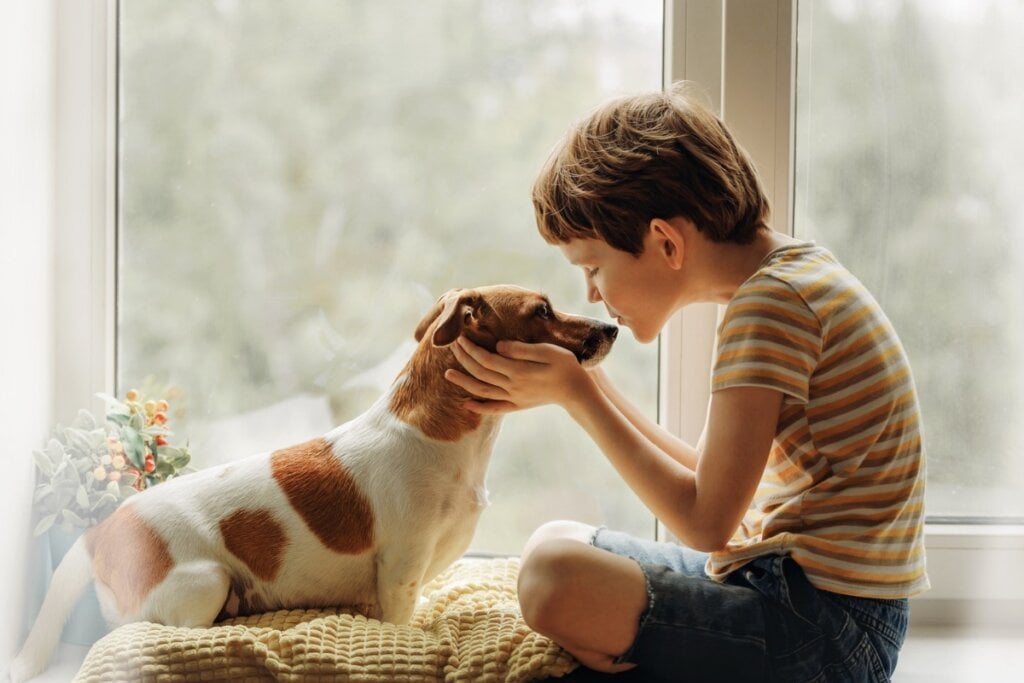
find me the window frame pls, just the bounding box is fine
[61,0,1024,629]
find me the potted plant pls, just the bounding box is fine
[30,390,193,644]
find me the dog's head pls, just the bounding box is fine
[414,285,617,367]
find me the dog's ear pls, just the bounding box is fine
[414,289,477,347]
[414,291,455,342]
[430,291,482,347]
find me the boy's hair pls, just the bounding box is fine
[532,81,770,254]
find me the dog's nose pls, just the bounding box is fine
[604,324,618,340]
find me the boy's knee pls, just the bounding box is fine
[517,538,589,633]
[522,520,595,562]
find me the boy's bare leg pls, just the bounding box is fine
[518,521,648,673]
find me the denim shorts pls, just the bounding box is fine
[590,528,910,683]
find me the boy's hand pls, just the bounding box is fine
[444,335,592,414]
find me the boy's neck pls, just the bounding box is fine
[696,228,800,304]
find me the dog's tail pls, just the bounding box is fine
[9,535,95,683]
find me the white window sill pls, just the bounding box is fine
[910,524,1024,628]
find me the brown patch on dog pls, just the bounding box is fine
[85,504,173,618]
[219,509,287,581]
[391,346,483,441]
[271,438,374,554]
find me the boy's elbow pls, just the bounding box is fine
[688,531,731,554]
[665,519,733,553]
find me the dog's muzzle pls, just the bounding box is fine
[578,324,619,363]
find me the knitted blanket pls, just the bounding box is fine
[74,557,577,682]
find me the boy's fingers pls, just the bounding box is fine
[451,339,509,385]
[444,369,509,401]
[457,336,518,374]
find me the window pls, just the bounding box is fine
[57,0,1024,625]
[117,0,662,554]
[794,0,1024,521]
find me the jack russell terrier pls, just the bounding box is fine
[11,284,617,682]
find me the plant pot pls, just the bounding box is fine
[43,527,108,646]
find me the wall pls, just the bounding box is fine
[0,0,56,665]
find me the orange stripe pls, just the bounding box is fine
[713,370,805,396]
[813,339,905,390]
[716,346,814,373]
[796,535,926,562]
[794,553,925,584]
[719,322,821,356]
[803,484,919,511]
[813,366,912,418]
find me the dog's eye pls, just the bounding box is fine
[535,303,551,319]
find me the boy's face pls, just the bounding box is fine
[559,231,680,344]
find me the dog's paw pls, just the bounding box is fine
[7,654,43,683]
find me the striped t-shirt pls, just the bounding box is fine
[706,243,929,599]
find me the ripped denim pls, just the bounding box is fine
[592,528,909,683]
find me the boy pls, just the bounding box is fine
[444,82,928,682]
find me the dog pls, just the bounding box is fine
[11,284,617,682]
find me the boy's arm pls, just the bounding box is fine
[567,376,780,551]
[587,366,701,471]
[447,337,781,551]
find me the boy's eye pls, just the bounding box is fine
[585,267,599,278]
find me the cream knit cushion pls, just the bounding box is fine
[74,558,577,682]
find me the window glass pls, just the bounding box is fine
[118,1,662,553]
[794,0,1024,519]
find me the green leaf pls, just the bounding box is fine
[62,509,87,527]
[88,428,107,450]
[32,450,54,477]
[33,484,54,503]
[33,514,58,537]
[72,409,99,430]
[122,427,146,468]
[64,428,93,455]
[75,485,90,510]
[106,480,121,496]
[46,438,65,463]
[159,446,181,460]
[96,392,130,419]
[106,412,130,427]
[91,493,118,511]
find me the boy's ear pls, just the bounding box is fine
[648,218,686,270]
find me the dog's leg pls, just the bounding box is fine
[142,560,231,627]
[375,547,432,625]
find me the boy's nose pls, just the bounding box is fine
[586,280,601,303]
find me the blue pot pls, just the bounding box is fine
[41,527,108,646]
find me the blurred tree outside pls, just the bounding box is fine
[794,0,1024,519]
[120,0,1023,558]
[118,0,662,553]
